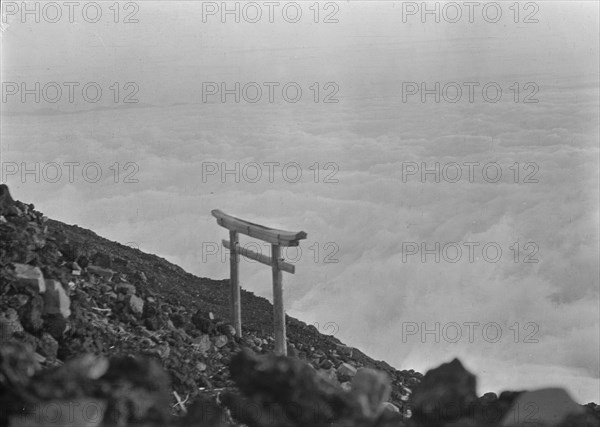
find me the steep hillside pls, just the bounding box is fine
[1,184,598,427]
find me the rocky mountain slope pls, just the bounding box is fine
[1,184,598,427]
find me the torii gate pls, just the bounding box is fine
[211,209,307,355]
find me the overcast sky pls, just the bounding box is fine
[1,1,599,403]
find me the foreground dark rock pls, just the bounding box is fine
[1,184,599,426]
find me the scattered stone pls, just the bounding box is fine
[127,294,144,315]
[351,368,391,418]
[170,312,185,328]
[336,343,354,357]
[192,334,212,354]
[115,282,137,295]
[213,335,228,348]
[6,294,28,309]
[13,263,46,293]
[17,294,44,332]
[135,271,148,283]
[337,362,358,381]
[192,310,213,334]
[87,265,115,280]
[59,241,80,262]
[43,314,68,340]
[37,332,59,361]
[0,308,24,341]
[91,252,112,269]
[6,205,22,217]
[217,323,236,337]
[43,279,71,318]
[148,343,170,360]
[320,359,333,370]
[0,341,40,387]
[77,255,90,269]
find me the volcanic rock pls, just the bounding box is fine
[501,388,585,427]
[17,294,44,332]
[0,341,40,388]
[91,252,112,269]
[410,358,478,425]
[127,294,144,315]
[225,348,356,427]
[337,362,358,381]
[0,308,24,341]
[37,332,59,361]
[43,279,71,318]
[192,334,212,354]
[13,263,46,293]
[351,367,392,418]
[213,334,228,348]
[115,282,137,295]
[87,265,115,280]
[0,184,15,215]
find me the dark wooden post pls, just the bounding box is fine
[271,244,286,355]
[229,230,242,337]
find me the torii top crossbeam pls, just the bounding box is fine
[211,209,307,247]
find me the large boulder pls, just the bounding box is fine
[100,355,172,425]
[224,348,356,427]
[351,368,392,418]
[43,279,71,318]
[410,358,478,425]
[501,388,585,427]
[13,263,46,293]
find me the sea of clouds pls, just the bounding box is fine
[2,1,598,403]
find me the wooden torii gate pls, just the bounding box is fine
[211,209,307,355]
